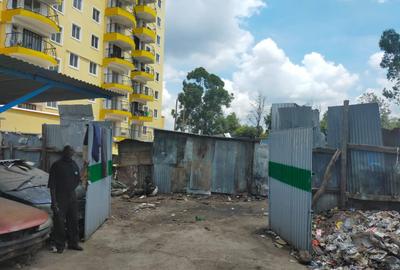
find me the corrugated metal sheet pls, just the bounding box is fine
[327,103,383,148]
[252,144,269,196]
[269,127,312,251]
[278,106,314,130]
[85,124,112,240]
[212,140,236,194]
[271,103,297,130]
[0,132,42,166]
[154,164,172,193]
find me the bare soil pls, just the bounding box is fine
[1,195,305,270]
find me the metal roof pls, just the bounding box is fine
[0,55,121,104]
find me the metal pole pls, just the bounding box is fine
[340,100,349,208]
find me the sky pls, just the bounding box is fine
[162,0,400,129]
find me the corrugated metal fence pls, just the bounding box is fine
[268,127,312,251]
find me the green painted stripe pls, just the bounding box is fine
[89,160,113,183]
[268,161,311,192]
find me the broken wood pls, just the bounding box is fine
[312,149,341,207]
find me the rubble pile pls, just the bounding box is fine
[312,209,400,269]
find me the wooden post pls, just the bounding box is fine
[340,100,349,208]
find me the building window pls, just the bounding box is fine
[51,26,63,44]
[155,91,159,99]
[154,109,158,118]
[156,53,160,63]
[72,24,81,40]
[49,58,61,72]
[155,72,160,81]
[18,103,37,110]
[46,101,58,108]
[91,35,99,49]
[157,35,161,46]
[89,62,97,75]
[158,0,162,8]
[53,1,64,13]
[157,17,161,27]
[69,53,79,68]
[73,0,82,10]
[92,8,100,23]
[143,126,147,134]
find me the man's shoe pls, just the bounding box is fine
[68,245,83,251]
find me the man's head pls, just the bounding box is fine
[62,145,75,159]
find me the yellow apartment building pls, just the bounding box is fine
[0,0,165,144]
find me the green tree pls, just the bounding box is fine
[174,67,234,134]
[233,125,259,138]
[214,113,241,134]
[379,29,400,103]
[357,91,392,129]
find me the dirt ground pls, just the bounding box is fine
[1,195,305,270]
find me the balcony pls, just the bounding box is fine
[112,127,132,141]
[102,73,133,93]
[131,125,154,141]
[133,27,156,44]
[100,100,131,121]
[131,109,153,122]
[103,48,134,73]
[131,67,154,82]
[104,23,135,50]
[131,85,154,102]
[0,32,57,68]
[2,0,60,36]
[105,2,136,27]
[134,5,156,23]
[132,46,155,64]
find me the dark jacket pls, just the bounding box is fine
[48,157,80,203]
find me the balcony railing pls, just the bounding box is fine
[108,0,131,8]
[8,0,59,26]
[133,65,154,75]
[4,32,57,58]
[105,48,132,61]
[133,84,154,96]
[104,99,130,111]
[104,73,131,86]
[106,23,131,35]
[132,109,153,118]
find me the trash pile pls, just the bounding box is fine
[312,209,400,269]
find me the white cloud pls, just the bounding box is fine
[223,79,253,121]
[164,64,186,83]
[231,38,359,115]
[162,83,176,130]
[165,0,266,72]
[368,51,384,70]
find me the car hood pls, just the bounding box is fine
[0,197,48,234]
[3,186,51,205]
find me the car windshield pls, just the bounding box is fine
[0,160,48,192]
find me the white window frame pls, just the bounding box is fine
[155,90,159,100]
[157,35,161,46]
[52,1,64,14]
[69,52,79,70]
[50,25,63,45]
[92,7,100,23]
[158,0,162,9]
[91,34,99,49]
[72,0,83,12]
[89,62,98,76]
[49,57,62,73]
[157,17,161,27]
[46,101,58,109]
[156,53,160,63]
[71,23,82,41]
[154,109,158,118]
[155,72,160,81]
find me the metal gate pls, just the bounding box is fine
[268,127,312,251]
[84,123,112,240]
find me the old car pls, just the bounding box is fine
[0,160,86,238]
[0,197,51,262]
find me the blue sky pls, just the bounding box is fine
[163,0,400,128]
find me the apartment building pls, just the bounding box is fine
[0,0,165,144]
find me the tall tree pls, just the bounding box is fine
[379,29,400,103]
[248,93,267,137]
[357,91,392,129]
[214,113,241,135]
[174,67,234,134]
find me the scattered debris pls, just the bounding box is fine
[311,209,400,269]
[133,203,156,212]
[111,181,128,197]
[298,250,312,265]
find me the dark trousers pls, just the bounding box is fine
[53,194,79,250]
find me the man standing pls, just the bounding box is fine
[48,145,83,253]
